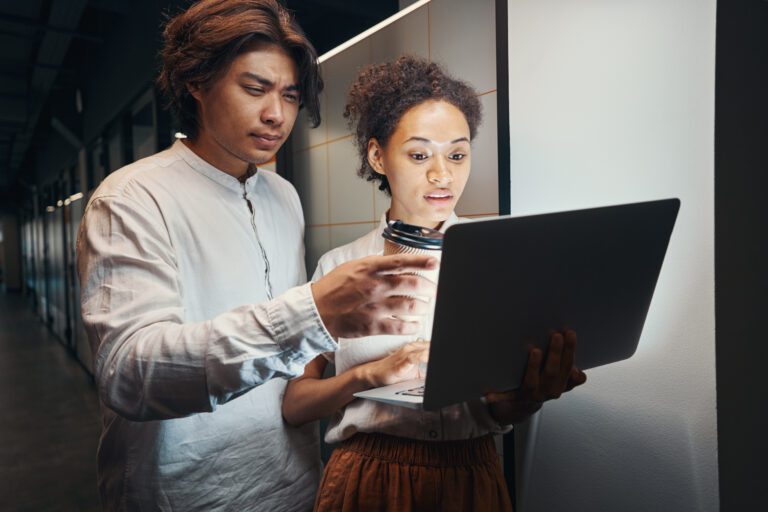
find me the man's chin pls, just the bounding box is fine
[245,148,280,167]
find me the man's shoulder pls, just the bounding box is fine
[90,145,182,202]
[255,168,298,196]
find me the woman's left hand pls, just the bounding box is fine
[485,329,587,425]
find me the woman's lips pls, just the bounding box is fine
[424,191,454,205]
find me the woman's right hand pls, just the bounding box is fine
[355,340,430,388]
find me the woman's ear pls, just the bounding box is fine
[367,138,386,176]
[187,82,202,101]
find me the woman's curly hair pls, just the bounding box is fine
[344,56,482,195]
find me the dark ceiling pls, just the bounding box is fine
[0,0,398,207]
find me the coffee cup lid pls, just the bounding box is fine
[382,220,444,250]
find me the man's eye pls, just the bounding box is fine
[245,87,264,95]
[284,93,300,103]
[410,153,427,161]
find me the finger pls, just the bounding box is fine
[521,347,543,398]
[369,254,439,273]
[371,295,431,317]
[381,274,437,298]
[559,329,577,378]
[565,368,587,391]
[396,340,430,355]
[543,332,564,379]
[372,317,422,336]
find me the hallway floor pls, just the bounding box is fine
[0,292,100,511]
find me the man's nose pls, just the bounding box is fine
[261,93,284,126]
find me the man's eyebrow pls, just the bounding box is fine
[404,136,470,144]
[240,72,300,91]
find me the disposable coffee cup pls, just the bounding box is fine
[382,220,443,334]
[382,220,443,284]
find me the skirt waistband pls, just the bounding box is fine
[338,432,499,467]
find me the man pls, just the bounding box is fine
[76,1,436,510]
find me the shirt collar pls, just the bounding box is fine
[172,140,261,193]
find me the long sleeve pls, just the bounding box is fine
[77,193,336,422]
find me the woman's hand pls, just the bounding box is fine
[486,330,587,425]
[354,340,430,388]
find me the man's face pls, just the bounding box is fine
[190,43,300,172]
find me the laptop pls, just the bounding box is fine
[353,198,680,411]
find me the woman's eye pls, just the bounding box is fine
[410,153,428,161]
[449,153,466,161]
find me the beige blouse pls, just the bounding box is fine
[313,212,511,444]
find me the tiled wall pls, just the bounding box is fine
[291,0,498,274]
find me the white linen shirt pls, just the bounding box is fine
[77,141,336,511]
[313,213,511,444]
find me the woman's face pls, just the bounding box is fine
[368,100,472,229]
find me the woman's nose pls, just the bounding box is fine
[427,160,453,184]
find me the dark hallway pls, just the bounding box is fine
[0,292,100,512]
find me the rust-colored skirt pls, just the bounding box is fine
[314,433,513,512]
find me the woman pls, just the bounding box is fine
[283,56,586,512]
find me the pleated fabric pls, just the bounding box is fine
[314,433,513,512]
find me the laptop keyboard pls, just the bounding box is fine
[396,385,425,397]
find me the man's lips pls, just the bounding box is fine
[250,133,282,148]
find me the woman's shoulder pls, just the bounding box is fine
[313,227,382,279]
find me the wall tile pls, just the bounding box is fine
[373,186,391,221]
[322,39,371,142]
[293,145,329,225]
[370,4,430,64]
[328,137,375,224]
[330,222,377,249]
[429,0,496,94]
[456,92,499,216]
[304,225,331,278]
[292,91,327,151]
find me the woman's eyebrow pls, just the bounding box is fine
[404,136,470,144]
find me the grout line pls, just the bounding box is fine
[427,3,431,61]
[324,144,331,247]
[293,133,353,154]
[310,220,377,228]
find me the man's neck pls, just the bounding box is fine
[183,136,251,181]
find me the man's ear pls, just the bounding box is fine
[367,138,386,176]
[186,82,202,102]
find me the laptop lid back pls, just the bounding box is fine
[422,198,680,411]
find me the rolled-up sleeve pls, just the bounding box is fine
[77,195,336,422]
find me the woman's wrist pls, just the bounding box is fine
[350,363,376,390]
[489,398,543,425]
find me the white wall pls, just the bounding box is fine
[291,0,499,273]
[506,1,718,511]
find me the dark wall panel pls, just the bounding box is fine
[715,0,768,510]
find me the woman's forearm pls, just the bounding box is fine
[282,366,373,426]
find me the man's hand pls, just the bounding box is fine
[354,340,430,388]
[311,254,438,339]
[486,330,587,424]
